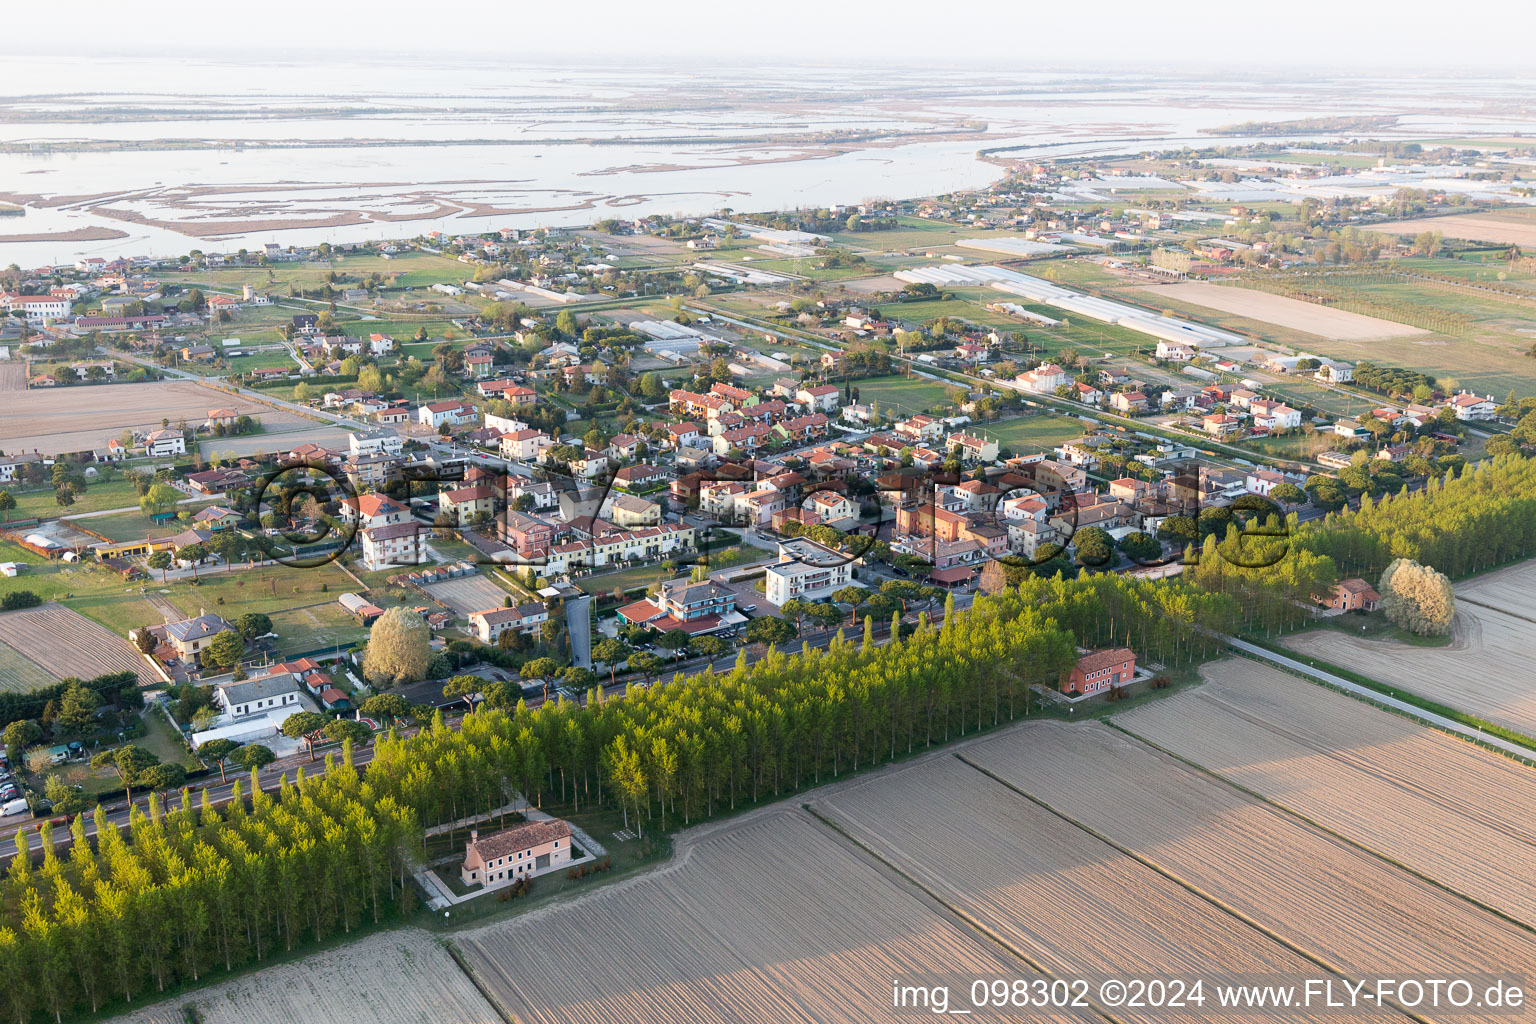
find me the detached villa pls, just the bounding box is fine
[461,819,573,889]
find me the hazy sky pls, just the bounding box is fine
[17,0,1536,69]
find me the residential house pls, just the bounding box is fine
[361,522,426,571]
[143,429,186,457]
[1015,362,1068,394]
[613,464,667,491]
[191,506,242,531]
[1449,392,1496,421]
[1063,647,1136,696]
[616,577,737,634]
[1319,577,1382,613]
[794,384,841,413]
[498,428,548,462]
[1109,390,1148,414]
[441,485,495,526]
[607,494,661,529]
[418,400,477,429]
[808,490,859,527]
[157,613,235,665]
[349,431,404,457]
[500,511,554,558]
[946,432,999,463]
[468,603,550,644]
[461,819,573,889]
[215,674,301,719]
[1202,414,1242,439]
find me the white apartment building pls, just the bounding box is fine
[143,429,187,457]
[763,537,853,606]
[349,431,404,457]
[361,522,426,571]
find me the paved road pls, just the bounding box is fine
[1226,636,1535,760]
[565,593,593,669]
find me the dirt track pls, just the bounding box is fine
[2,379,307,455]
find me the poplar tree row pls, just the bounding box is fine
[0,755,419,1023]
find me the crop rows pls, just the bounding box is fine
[113,931,499,1024]
[814,755,1381,1024]
[458,808,1093,1024]
[0,603,158,684]
[1111,659,1536,930]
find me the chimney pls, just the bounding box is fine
[470,829,478,843]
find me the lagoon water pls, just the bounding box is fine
[2,57,1534,263]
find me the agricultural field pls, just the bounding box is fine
[0,643,57,692]
[1,380,306,456]
[966,713,1536,987]
[816,757,1382,1024]
[458,806,1092,1024]
[1113,658,1536,928]
[157,250,469,297]
[0,602,158,684]
[848,374,953,416]
[1370,212,1536,248]
[111,930,500,1024]
[1134,281,1427,340]
[199,424,353,459]
[1282,558,1536,737]
[0,362,24,392]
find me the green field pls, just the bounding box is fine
[577,562,687,597]
[76,507,215,543]
[266,602,369,657]
[0,564,166,636]
[159,251,469,297]
[4,477,141,519]
[981,414,1091,454]
[828,216,973,251]
[850,374,955,416]
[162,562,358,619]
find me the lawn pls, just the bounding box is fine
[849,374,955,416]
[982,414,1090,454]
[4,476,142,518]
[163,562,358,619]
[827,216,974,252]
[266,602,369,658]
[1236,430,1346,462]
[138,706,200,769]
[0,563,166,636]
[576,562,687,597]
[79,506,215,543]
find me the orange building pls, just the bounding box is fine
[1320,578,1382,612]
[461,819,573,889]
[1062,647,1136,696]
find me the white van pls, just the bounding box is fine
[1,798,29,817]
